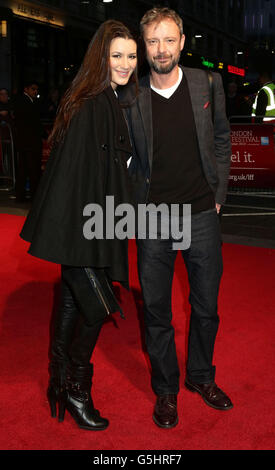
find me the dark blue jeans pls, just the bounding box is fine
[136,208,223,395]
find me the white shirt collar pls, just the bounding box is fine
[24,92,33,103]
[150,67,183,99]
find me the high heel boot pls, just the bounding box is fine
[47,278,78,419]
[47,361,67,419]
[59,362,109,430]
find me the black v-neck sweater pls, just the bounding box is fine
[148,74,214,214]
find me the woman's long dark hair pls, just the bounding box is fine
[49,20,137,145]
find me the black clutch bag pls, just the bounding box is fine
[62,266,125,327]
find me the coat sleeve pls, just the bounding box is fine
[255,89,268,123]
[20,98,106,265]
[213,73,232,205]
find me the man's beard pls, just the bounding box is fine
[148,52,180,74]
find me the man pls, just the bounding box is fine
[251,70,275,123]
[13,81,43,202]
[120,7,233,428]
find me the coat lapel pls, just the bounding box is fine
[103,86,132,153]
[182,66,206,152]
[137,76,154,174]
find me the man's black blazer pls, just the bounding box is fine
[119,66,231,206]
[13,93,43,151]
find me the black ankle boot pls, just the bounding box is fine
[59,362,109,431]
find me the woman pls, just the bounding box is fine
[20,20,137,431]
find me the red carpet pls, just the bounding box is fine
[0,213,274,450]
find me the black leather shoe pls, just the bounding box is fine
[153,394,178,429]
[185,379,233,410]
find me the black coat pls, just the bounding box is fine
[20,87,133,288]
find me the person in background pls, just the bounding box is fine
[13,81,43,202]
[43,88,61,120]
[226,82,241,119]
[20,20,137,431]
[252,70,275,123]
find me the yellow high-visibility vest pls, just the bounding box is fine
[252,82,275,121]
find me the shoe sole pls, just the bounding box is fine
[185,381,233,411]
[152,414,179,429]
[78,424,109,431]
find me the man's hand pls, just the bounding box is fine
[216,203,221,214]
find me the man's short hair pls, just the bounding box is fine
[24,81,39,89]
[140,7,183,36]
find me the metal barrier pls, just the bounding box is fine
[0,119,54,194]
[229,115,275,123]
[0,120,16,191]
